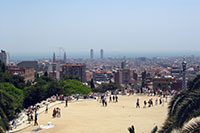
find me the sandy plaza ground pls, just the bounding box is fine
[20,95,169,133]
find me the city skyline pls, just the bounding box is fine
[1,0,200,56]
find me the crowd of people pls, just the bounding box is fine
[26,105,41,125]
[97,91,119,107]
[136,95,168,109]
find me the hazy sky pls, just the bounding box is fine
[0,0,200,57]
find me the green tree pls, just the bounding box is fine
[64,75,80,81]
[151,126,158,133]
[0,90,12,131]
[96,82,120,93]
[0,83,24,132]
[23,85,48,108]
[58,79,91,96]
[180,120,200,133]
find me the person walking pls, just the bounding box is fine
[136,98,140,108]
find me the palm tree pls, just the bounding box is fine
[128,125,135,133]
[181,119,200,133]
[151,125,158,133]
[158,75,200,133]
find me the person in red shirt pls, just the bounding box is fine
[53,108,57,117]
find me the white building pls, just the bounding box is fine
[0,50,9,66]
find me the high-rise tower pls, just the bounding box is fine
[100,49,103,59]
[90,49,94,59]
[53,52,56,62]
[0,50,9,66]
[64,51,67,64]
[182,57,187,89]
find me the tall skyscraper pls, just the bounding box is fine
[182,57,187,89]
[53,52,56,62]
[64,51,67,64]
[90,49,94,59]
[100,49,104,59]
[0,50,9,66]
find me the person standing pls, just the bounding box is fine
[159,98,162,105]
[113,95,115,103]
[45,104,48,113]
[109,95,112,102]
[102,97,105,106]
[34,111,38,126]
[115,95,118,102]
[104,97,107,107]
[136,98,140,108]
[162,98,165,106]
[155,98,158,105]
[30,113,33,121]
[65,97,68,107]
[53,108,57,117]
[144,100,147,108]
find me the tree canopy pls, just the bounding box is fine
[0,61,91,132]
[0,83,24,131]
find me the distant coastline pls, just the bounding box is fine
[10,51,200,61]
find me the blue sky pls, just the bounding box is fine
[0,0,200,57]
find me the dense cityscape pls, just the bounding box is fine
[1,48,200,132]
[2,49,200,91]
